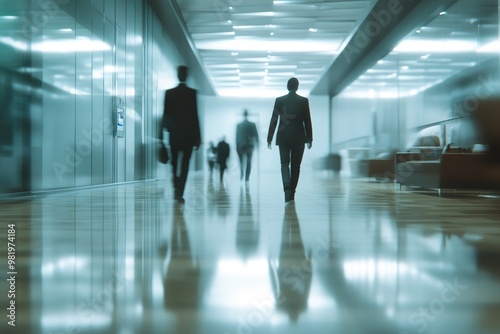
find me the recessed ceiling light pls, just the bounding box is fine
[0,16,18,20]
[439,11,447,16]
[270,32,274,36]
[394,39,477,53]
[477,40,500,53]
[309,28,318,33]
[0,37,28,51]
[227,20,232,23]
[231,51,238,56]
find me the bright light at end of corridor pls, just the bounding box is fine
[218,87,307,98]
[195,38,341,54]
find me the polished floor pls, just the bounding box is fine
[1,170,500,334]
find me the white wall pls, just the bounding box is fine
[331,96,375,147]
[198,94,330,174]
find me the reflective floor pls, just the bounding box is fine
[2,171,500,334]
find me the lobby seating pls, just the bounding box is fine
[361,135,442,180]
[396,144,500,194]
[360,150,397,180]
[396,99,500,194]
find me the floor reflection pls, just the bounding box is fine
[269,203,312,323]
[236,187,260,261]
[3,173,500,334]
[161,205,202,333]
[162,206,201,309]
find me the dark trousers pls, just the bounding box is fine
[279,143,305,193]
[237,148,254,181]
[218,159,228,181]
[170,146,193,198]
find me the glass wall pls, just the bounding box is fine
[0,0,184,195]
[331,0,500,165]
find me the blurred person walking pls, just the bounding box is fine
[207,141,217,177]
[236,109,259,183]
[159,65,201,204]
[217,137,230,183]
[267,77,313,203]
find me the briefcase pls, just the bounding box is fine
[159,144,169,164]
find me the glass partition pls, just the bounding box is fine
[332,0,499,161]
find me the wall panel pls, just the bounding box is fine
[0,0,206,195]
[91,8,105,185]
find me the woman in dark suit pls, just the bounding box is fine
[267,77,313,203]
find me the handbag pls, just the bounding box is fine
[159,144,169,164]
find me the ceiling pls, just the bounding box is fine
[1,0,498,100]
[343,0,500,99]
[172,0,500,98]
[174,0,376,97]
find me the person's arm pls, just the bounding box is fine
[159,116,164,141]
[236,124,241,150]
[304,99,313,149]
[252,123,259,148]
[160,91,168,141]
[163,90,172,133]
[193,90,201,149]
[267,99,280,149]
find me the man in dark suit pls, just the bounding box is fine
[267,77,313,203]
[160,66,201,204]
[236,109,259,182]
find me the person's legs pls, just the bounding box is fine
[279,145,293,202]
[170,146,180,198]
[219,161,225,181]
[208,161,214,175]
[290,143,305,198]
[245,150,253,181]
[237,150,244,180]
[177,147,193,201]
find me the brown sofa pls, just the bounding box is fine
[361,135,442,180]
[359,150,397,180]
[395,147,500,194]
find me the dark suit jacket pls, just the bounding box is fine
[267,92,313,146]
[161,83,201,148]
[216,140,230,164]
[236,120,259,151]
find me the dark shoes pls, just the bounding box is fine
[285,189,294,203]
[174,190,185,204]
